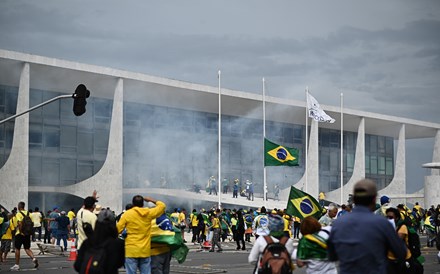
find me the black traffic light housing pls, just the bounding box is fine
[72,84,90,116]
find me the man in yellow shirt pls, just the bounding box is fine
[10,201,39,271]
[67,208,76,235]
[117,195,166,274]
[0,213,14,263]
[209,210,223,252]
[190,209,199,243]
[76,196,98,250]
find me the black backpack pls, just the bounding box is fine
[19,211,34,236]
[79,243,107,274]
[258,236,293,274]
[398,224,421,259]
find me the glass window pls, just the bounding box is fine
[330,152,339,171]
[42,92,60,120]
[294,127,302,139]
[378,156,385,175]
[94,129,109,155]
[386,138,393,155]
[78,160,94,181]
[370,136,377,153]
[60,158,77,181]
[365,154,370,174]
[29,156,42,180]
[284,127,293,142]
[60,126,77,153]
[6,90,18,115]
[370,156,378,174]
[77,131,93,155]
[378,136,385,154]
[42,160,60,186]
[386,157,393,175]
[347,153,355,172]
[44,126,60,149]
[29,127,43,150]
[320,150,330,171]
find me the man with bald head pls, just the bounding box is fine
[327,179,407,274]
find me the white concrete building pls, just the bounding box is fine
[0,49,439,213]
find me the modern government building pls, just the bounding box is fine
[1,49,439,213]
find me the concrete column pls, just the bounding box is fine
[379,124,406,205]
[326,117,365,203]
[425,129,440,207]
[283,119,319,199]
[62,78,124,213]
[0,63,29,210]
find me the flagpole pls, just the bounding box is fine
[263,78,267,208]
[218,70,222,209]
[305,87,309,193]
[340,92,344,205]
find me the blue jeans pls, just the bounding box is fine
[125,257,151,274]
[56,232,68,249]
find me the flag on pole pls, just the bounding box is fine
[285,186,322,220]
[264,138,299,166]
[307,93,336,123]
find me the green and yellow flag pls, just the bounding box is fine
[285,186,322,220]
[264,138,299,166]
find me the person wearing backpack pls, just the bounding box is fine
[0,213,14,263]
[248,214,295,274]
[296,216,337,274]
[10,201,38,271]
[74,208,125,274]
[386,207,424,274]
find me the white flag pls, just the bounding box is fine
[307,93,336,123]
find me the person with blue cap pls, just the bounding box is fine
[374,195,391,217]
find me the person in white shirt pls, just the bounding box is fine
[30,207,43,242]
[248,214,295,274]
[76,196,98,250]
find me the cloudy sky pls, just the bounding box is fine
[1,0,439,193]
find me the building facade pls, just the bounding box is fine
[1,49,439,212]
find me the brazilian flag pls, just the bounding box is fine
[264,138,299,166]
[285,186,322,220]
[151,214,189,264]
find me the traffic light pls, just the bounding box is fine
[72,84,90,116]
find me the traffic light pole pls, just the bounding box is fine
[0,94,73,125]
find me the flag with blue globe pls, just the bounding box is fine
[285,186,322,220]
[264,138,299,166]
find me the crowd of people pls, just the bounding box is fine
[1,179,440,273]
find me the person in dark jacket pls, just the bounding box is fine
[235,210,246,250]
[74,209,125,274]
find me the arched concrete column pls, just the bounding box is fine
[378,124,406,205]
[62,78,124,213]
[326,117,365,203]
[425,129,440,207]
[281,119,319,200]
[0,63,29,210]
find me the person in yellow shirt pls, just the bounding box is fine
[117,195,166,274]
[318,192,326,207]
[10,201,39,271]
[178,209,187,243]
[209,211,223,252]
[190,209,199,243]
[386,207,414,273]
[67,208,76,235]
[0,213,14,263]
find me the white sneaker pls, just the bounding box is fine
[10,264,20,271]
